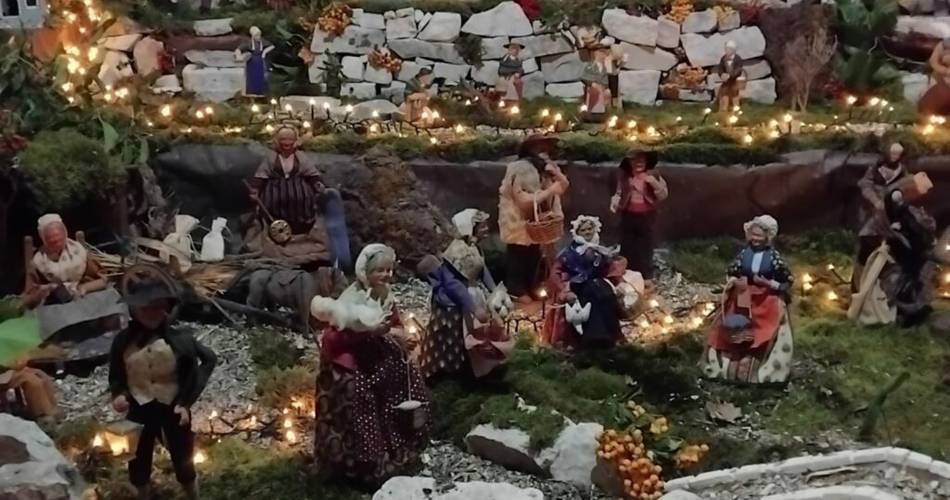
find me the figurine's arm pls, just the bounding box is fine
[646,174,669,202]
[857,166,884,210]
[931,44,950,75]
[77,257,107,296]
[177,338,218,408]
[108,330,130,400]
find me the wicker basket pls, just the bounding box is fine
[525,196,563,245]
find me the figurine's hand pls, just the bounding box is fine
[474,307,490,324]
[609,196,620,214]
[752,275,771,288]
[174,406,191,427]
[112,395,129,413]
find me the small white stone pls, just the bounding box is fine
[417,12,462,42]
[618,70,661,105]
[193,18,233,37]
[152,74,182,94]
[545,82,585,99]
[850,448,890,465]
[386,14,417,40]
[364,63,394,84]
[682,9,718,33]
[540,52,584,83]
[352,10,385,30]
[341,55,365,80]
[482,37,510,60]
[686,469,734,489]
[341,82,378,99]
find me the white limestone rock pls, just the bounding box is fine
[545,82,585,99]
[681,27,766,67]
[523,71,546,99]
[396,59,430,81]
[743,58,772,80]
[386,13,417,41]
[683,9,718,34]
[341,55,366,80]
[182,65,244,102]
[388,39,466,64]
[311,25,386,55]
[185,50,243,68]
[465,424,546,476]
[365,63,394,84]
[471,61,500,85]
[538,422,603,488]
[350,99,400,121]
[523,57,540,74]
[373,477,544,500]
[352,9,386,30]
[899,0,935,14]
[511,33,574,58]
[152,74,182,94]
[382,81,408,104]
[461,1,533,37]
[902,72,930,103]
[132,36,164,77]
[341,82,378,99]
[0,415,86,500]
[98,33,143,52]
[482,36,511,60]
[896,15,950,38]
[602,9,658,46]
[619,70,661,105]
[660,492,701,500]
[418,12,462,42]
[656,16,681,49]
[718,10,741,32]
[619,43,678,71]
[742,77,777,104]
[193,18,233,37]
[309,53,328,84]
[677,89,712,102]
[540,52,585,83]
[433,62,470,85]
[98,50,135,88]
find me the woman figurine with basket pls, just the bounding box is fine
[498,135,570,304]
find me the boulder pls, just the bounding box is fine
[683,9,718,34]
[540,52,585,83]
[433,62,470,85]
[461,1,533,37]
[718,10,742,32]
[311,25,386,55]
[382,81,407,104]
[132,36,164,77]
[364,63,394,84]
[523,71,546,99]
[341,55,366,80]
[98,50,134,88]
[341,82,378,99]
[896,15,950,38]
[386,13,417,41]
[397,59,429,81]
[373,477,544,500]
[681,27,766,67]
[511,33,574,58]
[388,39,466,64]
[465,424,547,476]
[657,16,681,49]
[418,12,462,42]
[352,9,386,30]
[193,18,233,37]
[471,60,500,85]
[619,43,678,71]
[743,58,772,80]
[619,70,661,105]
[538,422,603,488]
[523,57,540,74]
[152,74,182,95]
[98,33,143,52]
[182,64,245,102]
[185,50,243,68]
[482,36,511,60]
[0,414,86,500]
[602,9,658,46]
[741,77,777,104]
[545,82,585,99]
[902,72,930,103]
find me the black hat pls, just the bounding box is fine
[417,67,434,77]
[504,41,525,50]
[620,150,659,171]
[124,277,179,308]
[518,134,559,158]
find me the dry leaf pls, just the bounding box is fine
[706,400,743,423]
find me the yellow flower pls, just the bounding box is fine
[650,419,668,435]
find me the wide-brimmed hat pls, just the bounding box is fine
[518,134,559,157]
[504,41,525,50]
[416,67,434,77]
[620,150,659,171]
[124,277,179,308]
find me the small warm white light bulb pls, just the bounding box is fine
[541,108,550,117]
[826,291,839,301]
[160,105,172,117]
[455,124,464,133]
[193,451,207,464]
[554,113,563,122]
[429,137,438,145]
[323,101,331,110]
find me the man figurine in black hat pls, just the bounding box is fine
[403,66,436,124]
[496,42,525,105]
[108,278,217,500]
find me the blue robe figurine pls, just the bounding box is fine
[238,27,273,97]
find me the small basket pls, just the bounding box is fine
[525,196,563,245]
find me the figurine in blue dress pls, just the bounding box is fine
[235,26,274,97]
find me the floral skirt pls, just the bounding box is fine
[419,299,467,379]
[314,335,430,486]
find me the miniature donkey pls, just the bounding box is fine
[246,266,346,333]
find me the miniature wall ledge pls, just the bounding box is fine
[664,447,950,494]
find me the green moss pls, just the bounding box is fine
[18,128,125,210]
[479,395,567,451]
[255,366,316,410]
[249,328,304,370]
[667,237,744,284]
[0,296,22,323]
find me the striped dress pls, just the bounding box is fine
[248,152,323,235]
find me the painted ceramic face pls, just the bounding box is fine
[632,156,648,173]
[367,259,395,288]
[42,223,68,258]
[888,148,902,163]
[507,46,521,57]
[276,129,297,156]
[747,225,768,248]
[132,300,172,330]
[577,222,597,242]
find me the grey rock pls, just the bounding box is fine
[742,77,777,104]
[341,55,366,80]
[352,9,386,30]
[0,415,86,500]
[388,39,466,64]
[311,25,386,55]
[538,422,603,488]
[718,10,742,32]
[98,50,134,88]
[540,52,584,83]
[433,62,470,85]
[523,57,540,74]
[522,71,546,99]
[185,50,243,68]
[182,64,244,102]
[98,33,143,52]
[341,82,378,99]
[657,16,681,49]
[902,72,929,103]
[381,81,407,104]
[896,16,950,38]
[193,18,233,37]
[511,33,574,58]
[899,0,935,14]
[545,82,585,99]
[397,59,430,81]
[461,1,533,37]
[619,43,678,71]
[364,63,394,84]
[660,492,701,500]
[152,74,182,95]
[619,70,661,105]
[373,476,545,500]
[683,9,718,34]
[386,13,417,41]
[349,99,400,121]
[471,60,500,85]
[482,36,511,60]
[132,36,164,77]
[681,26,766,67]
[601,9,658,46]
[418,12,462,42]
[465,424,546,476]
[309,54,328,84]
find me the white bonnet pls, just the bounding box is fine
[725,40,737,50]
[355,243,396,286]
[37,213,64,233]
[571,215,602,236]
[743,215,779,241]
[890,142,904,156]
[451,209,490,238]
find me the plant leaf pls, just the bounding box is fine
[100,119,119,153]
[136,136,149,165]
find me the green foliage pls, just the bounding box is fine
[0,36,77,134]
[255,365,316,409]
[249,329,304,370]
[538,0,633,28]
[833,0,901,96]
[0,296,22,322]
[454,34,484,67]
[18,128,125,210]
[49,417,99,451]
[556,133,629,163]
[667,126,741,145]
[479,395,567,450]
[659,143,778,165]
[350,0,505,15]
[667,237,744,283]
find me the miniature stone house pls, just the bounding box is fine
[0,0,47,30]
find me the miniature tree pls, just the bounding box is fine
[783,26,837,112]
